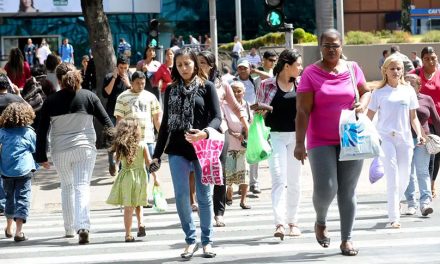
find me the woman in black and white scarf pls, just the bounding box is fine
[151,48,221,259]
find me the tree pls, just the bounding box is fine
[81,0,115,147]
[314,0,334,44]
[81,0,115,99]
[401,0,411,32]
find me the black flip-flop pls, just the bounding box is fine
[314,222,330,248]
[340,243,359,256]
[14,232,28,242]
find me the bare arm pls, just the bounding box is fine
[294,92,313,164]
[251,68,272,80]
[355,83,371,113]
[153,112,162,132]
[410,109,425,144]
[367,109,376,121]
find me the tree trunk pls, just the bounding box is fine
[315,0,334,44]
[81,0,115,148]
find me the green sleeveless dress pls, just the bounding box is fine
[107,145,148,206]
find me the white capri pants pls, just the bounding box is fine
[52,147,97,235]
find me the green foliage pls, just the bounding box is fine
[387,31,412,43]
[219,31,317,51]
[304,32,317,43]
[374,30,392,39]
[345,31,379,45]
[293,28,306,43]
[421,30,440,42]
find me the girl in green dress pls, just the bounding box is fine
[107,118,151,242]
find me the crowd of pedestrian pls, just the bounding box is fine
[0,29,439,261]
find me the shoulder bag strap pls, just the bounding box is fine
[347,61,359,103]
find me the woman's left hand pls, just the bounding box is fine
[185,129,207,143]
[353,102,366,113]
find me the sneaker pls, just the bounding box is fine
[405,207,417,215]
[250,185,261,194]
[421,206,433,217]
[65,230,75,238]
[78,229,89,245]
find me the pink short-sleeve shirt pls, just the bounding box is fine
[297,62,366,149]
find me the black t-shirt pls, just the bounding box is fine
[102,72,132,117]
[265,86,296,132]
[0,93,25,114]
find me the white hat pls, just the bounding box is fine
[237,59,250,68]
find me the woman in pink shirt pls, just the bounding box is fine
[410,46,440,198]
[294,29,371,257]
[4,48,31,89]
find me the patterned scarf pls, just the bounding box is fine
[168,77,200,132]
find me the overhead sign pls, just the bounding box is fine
[0,0,160,15]
[410,8,440,17]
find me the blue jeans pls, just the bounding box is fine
[168,155,213,246]
[405,140,432,208]
[0,177,5,211]
[2,174,32,223]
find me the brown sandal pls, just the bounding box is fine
[125,235,135,242]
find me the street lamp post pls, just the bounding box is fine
[209,0,218,66]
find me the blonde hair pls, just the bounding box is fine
[378,54,406,89]
[0,102,35,128]
[110,118,142,165]
[62,70,82,92]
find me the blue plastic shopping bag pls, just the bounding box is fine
[339,110,382,161]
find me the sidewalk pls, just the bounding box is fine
[31,150,385,212]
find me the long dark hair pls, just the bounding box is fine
[171,47,207,85]
[273,49,301,77]
[143,46,156,60]
[7,48,24,80]
[19,0,35,12]
[197,50,219,82]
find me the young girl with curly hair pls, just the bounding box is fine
[0,102,37,242]
[106,118,152,242]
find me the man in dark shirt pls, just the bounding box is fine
[102,56,132,176]
[0,72,25,216]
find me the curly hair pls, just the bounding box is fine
[62,70,82,92]
[0,102,35,128]
[110,118,142,165]
[55,62,75,82]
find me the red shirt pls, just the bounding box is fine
[411,68,440,115]
[5,61,31,89]
[152,63,172,93]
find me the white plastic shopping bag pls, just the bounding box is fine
[339,109,382,161]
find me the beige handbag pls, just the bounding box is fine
[425,134,440,154]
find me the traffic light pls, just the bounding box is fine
[265,0,285,30]
[148,19,159,47]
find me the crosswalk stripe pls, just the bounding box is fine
[2,237,439,264]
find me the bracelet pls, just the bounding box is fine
[203,128,210,139]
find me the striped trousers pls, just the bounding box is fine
[52,147,97,235]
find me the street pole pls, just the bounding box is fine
[284,23,293,49]
[336,0,345,44]
[209,0,218,66]
[235,0,242,40]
